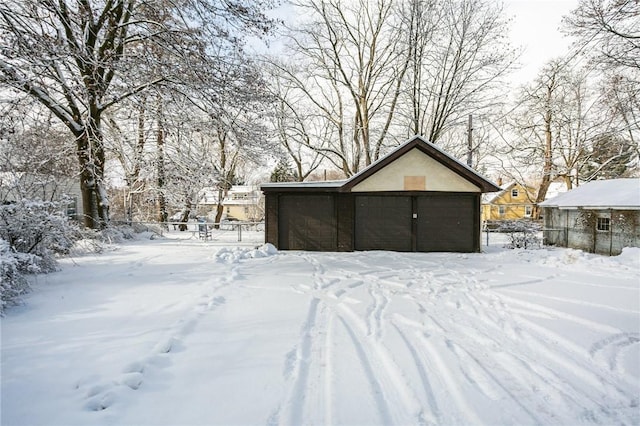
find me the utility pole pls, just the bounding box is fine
[466,114,473,167]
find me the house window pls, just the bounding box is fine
[597,217,610,232]
[511,189,519,197]
[498,205,506,216]
[66,197,78,220]
[525,205,532,217]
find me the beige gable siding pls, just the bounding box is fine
[351,148,480,193]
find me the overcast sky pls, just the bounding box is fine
[504,0,580,85]
[256,0,581,87]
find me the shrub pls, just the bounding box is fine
[0,199,81,273]
[498,220,542,249]
[0,239,33,314]
[0,199,82,313]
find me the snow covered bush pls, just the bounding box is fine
[68,224,164,256]
[0,239,33,314]
[498,220,542,249]
[99,223,163,243]
[0,199,80,273]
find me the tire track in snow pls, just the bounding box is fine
[278,252,638,425]
[392,271,637,425]
[392,309,513,424]
[413,332,484,425]
[322,312,335,426]
[337,315,393,425]
[432,288,638,424]
[397,305,604,424]
[445,338,562,423]
[272,255,336,426]
[366,285,389,340]
[295,254,423,425]
[590,333,640,373]
[336,304,423,425]
[500,288,639,316]
[390,322,440,424]
[283,297,320,426]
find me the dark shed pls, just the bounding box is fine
[261,135,500,252]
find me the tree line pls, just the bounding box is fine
[0,0,638,228]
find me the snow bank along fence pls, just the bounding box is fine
[120,221,265,242]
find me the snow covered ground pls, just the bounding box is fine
[2,230,639,426]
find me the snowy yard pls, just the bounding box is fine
[1,231,639,426]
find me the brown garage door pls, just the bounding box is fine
[416,195,475,252]
[278,194,336,250]
[355,195,412,251]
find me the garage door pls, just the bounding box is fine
[278,195,336,250]
[355,196,412,251]
[416,195,475,252]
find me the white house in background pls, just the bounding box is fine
[223,186,263,221]
[0,172,82,221]
[540,178,640,255]
[196,185,263,222]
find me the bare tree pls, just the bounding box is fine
[272,0,411,177]
[563,0,640,71]
[266,0,516,178]
[265,61,325,181]
[401,0,517,144]
[503,58,638,218]
[600,73,640,155]
[504,61,567,219]
[0,97,77,203]
[563,0,639,176]
[0,0,276,228]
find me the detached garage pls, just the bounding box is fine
[261,136,500,252]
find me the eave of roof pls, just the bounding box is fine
[551,205,640,210]
[260,180,345,192]
[260,135,501,193]
[341,136,500,193]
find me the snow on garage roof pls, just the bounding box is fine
[261,135,500,193]
[540,178,640,210]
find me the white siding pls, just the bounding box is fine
[351,149,480,193]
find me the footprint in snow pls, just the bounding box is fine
[84,390,115,411]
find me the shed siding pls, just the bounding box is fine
[543,207,640,255]
[351,149,480,193]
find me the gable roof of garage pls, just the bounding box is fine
[261,135,500,193]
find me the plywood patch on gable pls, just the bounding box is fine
[351,148,480,192]
[404,176,426,190]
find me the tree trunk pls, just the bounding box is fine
[215,202,225,228]
[178,206,190,231]
[156,99,168,226]
[533,109,554,220]
[76,119,109,229]
[214,181,232,229]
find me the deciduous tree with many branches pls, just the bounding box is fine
[0,0,276,228]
